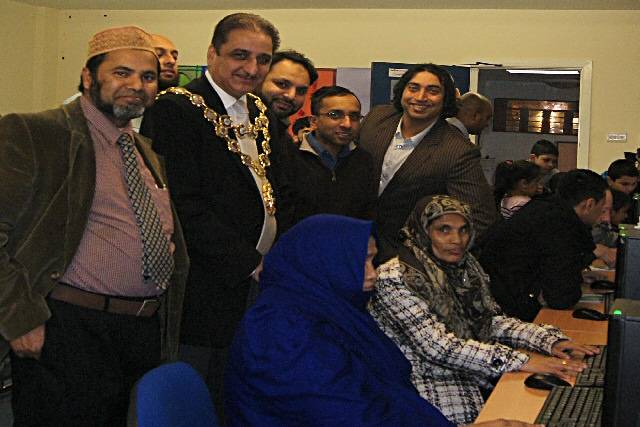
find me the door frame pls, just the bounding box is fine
[467,60,592,168]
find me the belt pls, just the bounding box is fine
[49,284,162,317]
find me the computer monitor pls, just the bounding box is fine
[614,225,640,300]
[603,299,640,427]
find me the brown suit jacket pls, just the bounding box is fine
[359,105,497,254]
[0,99,189,360]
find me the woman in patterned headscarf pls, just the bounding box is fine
[369,195,597,425]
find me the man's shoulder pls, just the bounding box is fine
[366,104,402,121]
[432,119,475,149]
[155,77,219,110]
[350,145,375,164]
[1,104,72,135]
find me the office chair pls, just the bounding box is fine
[128,361,219,427]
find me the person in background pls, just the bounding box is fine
[592,189,631,248]
[493,160,543,219]
[133,34,180,133]
[291,115,313,145]
[606,158,639,224]
[259,49,317,126]
[370,195,594,424]
[225,214,541,427]
[547,171,566,194]
[480,169,609,321]
[152,34,180,90]
[528,139,559,190]
[446,92,493,140]
[606,159,639,195]
[611,188,633,227]
[0,26,188,425]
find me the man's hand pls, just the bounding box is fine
[10,324,45,360]
[593,244,616,268]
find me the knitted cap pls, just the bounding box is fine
[87,26,157,60]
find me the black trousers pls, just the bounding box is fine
[11,299,161,427]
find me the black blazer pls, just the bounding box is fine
[141,76,293,347]
[359,105,497,250]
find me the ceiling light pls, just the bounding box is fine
[506,69,579,75]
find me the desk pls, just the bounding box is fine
[475,302,608,423]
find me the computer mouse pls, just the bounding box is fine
[591,279,616,291]
[572,308,608,321]
[524,373,571,390]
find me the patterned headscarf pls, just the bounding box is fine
[398,195,500,341]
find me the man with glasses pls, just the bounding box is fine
[359,64,496,259]
[289,85,377,222]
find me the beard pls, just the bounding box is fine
[89,78,146,122]
[158,75,180,91]
[269,96,299,120]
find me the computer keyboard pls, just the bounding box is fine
[535,386,602,427]
[575,345,607,387]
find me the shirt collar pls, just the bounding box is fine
[80,95,133,145]
[393,118,436,148]
[205,69,247,113]
[306,131,355,158]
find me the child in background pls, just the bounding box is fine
[493,160,543,219]
[606,159,639,224]
[607,159,639,195]
[528,139,559,191]
[611,189,633,226]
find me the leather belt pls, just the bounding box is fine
[49,284,162,317]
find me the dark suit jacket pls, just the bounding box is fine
[359,105,497,255]
[0,99,189,360]
[479,197,595,321]
[141,76,293,347]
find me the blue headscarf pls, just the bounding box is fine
[225,215,452,427]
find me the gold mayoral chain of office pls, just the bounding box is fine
[157,87,276,216]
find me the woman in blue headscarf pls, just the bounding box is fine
[224,214,454,426]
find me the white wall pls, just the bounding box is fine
[0,0,58,115]
[2,5,639,171]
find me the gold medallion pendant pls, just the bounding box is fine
[159,87,276,216]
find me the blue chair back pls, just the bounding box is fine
[130,362,219,427]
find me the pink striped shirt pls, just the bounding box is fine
[61,96,174,297]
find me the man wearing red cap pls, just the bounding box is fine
[0,26,188,425]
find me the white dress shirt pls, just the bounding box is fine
[205,71,276,256]
[378,118,436,196]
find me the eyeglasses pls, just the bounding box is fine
[318,110,364,122]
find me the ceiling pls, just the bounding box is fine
[11,0,640,10]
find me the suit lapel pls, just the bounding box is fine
[188,76,257,186]
[371,117,399,181]
[380,119,446,196]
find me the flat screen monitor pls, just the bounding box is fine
[614,225,640,300]
[603,299,640,427]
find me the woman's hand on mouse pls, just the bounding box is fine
[520,353,586,380]
[551,340,600,359]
